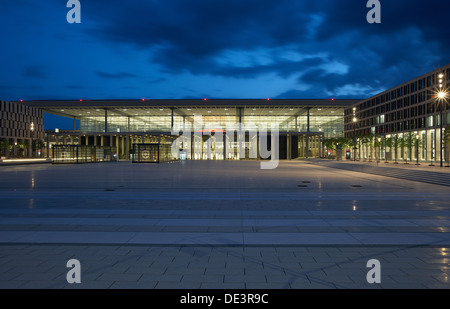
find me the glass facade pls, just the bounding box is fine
[25,99,358,161]
[77,106,346,139]
[52,145,116,164]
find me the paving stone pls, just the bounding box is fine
[2,161,450,288]
[109,281,157,289]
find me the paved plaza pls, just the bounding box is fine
[0,160,450,289]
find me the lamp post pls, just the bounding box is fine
[415,134,420,166]
[437,85,447,168]
[353,115,357,162]
[430,72,447,167]
[352,107,358,162]
[30,122,34,158]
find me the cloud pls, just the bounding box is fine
[327,83,383,97]
[23,65,47,79]
[80,0,448,97]
[1,0,449,101]
[95,71,138,79]
[65,85,85,89]
[147,77,166,84]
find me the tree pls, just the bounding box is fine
[0,140,5,157]
[323,138,336,151]
[32,139,45,157]
[403,132,415,164]
[386,135,403,164]
[360,134,373,162]
[414,135,424,163]
[323,137,352,160]
[373,134,382,162]
[356,133,365,160]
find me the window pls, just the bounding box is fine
[427,115,433,127]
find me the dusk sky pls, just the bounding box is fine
[1,0,449,104]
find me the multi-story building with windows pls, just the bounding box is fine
[0,100,44,158]
[345,64,450,164]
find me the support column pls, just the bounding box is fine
[223,132,226,160]
[238,107,243,160]
[46,135,50,158]
[116,135,119,156]
[125,135,129,160]
[104,109,108,133]
[306,108,310,158]
[121,136,124,158]
[257,132,260,160]
[191,132,194,160]
[287,134,291,160]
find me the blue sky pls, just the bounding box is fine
[1,0,449,104]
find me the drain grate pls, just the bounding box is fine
[104,189,116,191]
[297,185,308,188]
[302,181,311,183]
[351,185,362,188]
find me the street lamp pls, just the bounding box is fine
[415,134,420,166]
[30,122,35,158]
[436,72,448,167]
[352,107,357,162]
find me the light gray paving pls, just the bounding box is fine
[0,160,450,288]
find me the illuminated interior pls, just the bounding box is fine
[24,99,358,160]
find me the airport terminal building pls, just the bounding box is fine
[23,99,357,161]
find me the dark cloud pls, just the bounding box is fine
[79,0,449,98]
[65,85,84,89]
[147,78,166,84]
[95,71,138,79]
[0,85,18,90]
[84,1,327,72]
[23,65,47,79]
[1,0,449,100]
